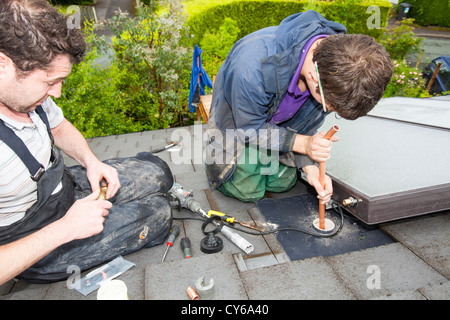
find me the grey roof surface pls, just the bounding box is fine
[1,120,449,300]
[1,0,450,304]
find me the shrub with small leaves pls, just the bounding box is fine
[380,18,423,61]
[56,0,193,138]
[383,59,430,98]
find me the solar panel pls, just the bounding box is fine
[319,97,450,224]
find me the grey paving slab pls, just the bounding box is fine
[147,128,168,139]
[64,131,158,166]
[418,280,450,300]
[0,280,15,297]
[118,134,152,157]
[205,187,256,214]
[240,256,356,300]
[6,117,450,301]
[236,252,279,271]
[167,157,195,176]
[5,281,49,300]
[247,207,290,264]
[168,124,207,166]
[62,154,80,167]
[144,252,248,300]
[327,243,447,299]
[381,213,450,279]
[45,277,97,300]
[370,289,427,300]
[4,236,170,300]
[174,170,210,191]
[112,267,146,300]
[153,149,171,166]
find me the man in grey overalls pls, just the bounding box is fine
[0,0,172,284]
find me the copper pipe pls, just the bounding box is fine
[318,125,339,229]
[97,179,108,200]
[186,286,200,300]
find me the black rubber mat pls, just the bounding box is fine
[256,193,394,261]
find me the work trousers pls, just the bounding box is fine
[4,152,173,283]
[218,145,297,202]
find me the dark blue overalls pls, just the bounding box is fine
[0,106,172,283]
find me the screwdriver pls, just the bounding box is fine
[180,237,192,258]
[161,225,180,262]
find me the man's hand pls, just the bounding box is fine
[86,160,120,199]
[56,189,112,242]
[51,118,120,199]
[294,131,339,163]
[302,164,333,204]
[0,190,112,285]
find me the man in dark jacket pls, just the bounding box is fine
[205,11,393,203]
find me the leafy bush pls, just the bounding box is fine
[185,0,391,45]
[57,42,139,137]
[199,17,241,77]
[56,0,427,138]
[56,1,194,138]
[315,0,390,40]
[379,18,423,61]
[379,18,428,98]
[383,60,429,98]
[399,0,450,27]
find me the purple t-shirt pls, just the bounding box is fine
[269,34,328,124]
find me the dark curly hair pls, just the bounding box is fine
[313,34,393,120]
[0,0,86,77]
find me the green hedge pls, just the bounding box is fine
[185,0,391,45]
[399,0,450,27]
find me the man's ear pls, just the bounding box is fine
[307,70,318,84]
[0,52,12,76]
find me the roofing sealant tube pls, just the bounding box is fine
[318,125,340,230]
[221,225,254,254]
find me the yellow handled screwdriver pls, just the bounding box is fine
[207,210,265,232]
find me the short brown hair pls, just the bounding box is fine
[0,0,86,76]
[313,34,393,120]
